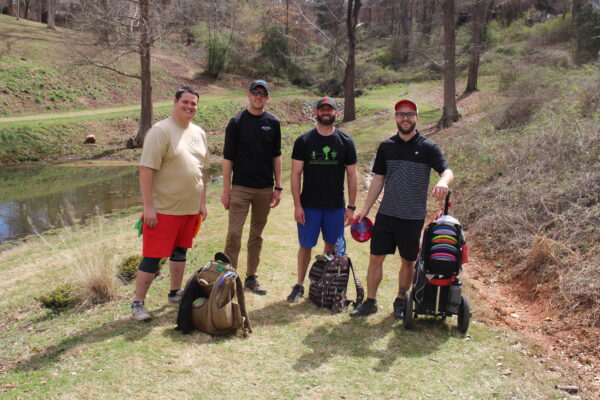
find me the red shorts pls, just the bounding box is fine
[142,213,200,258]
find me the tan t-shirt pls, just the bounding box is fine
[140,117,209,215]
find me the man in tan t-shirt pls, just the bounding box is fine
[132,86,209,322]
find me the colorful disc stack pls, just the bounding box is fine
[429,225,459,264]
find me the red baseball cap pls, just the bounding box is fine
[394,98,418,113]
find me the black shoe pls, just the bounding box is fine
[244,275,267,295]
[350,299,378,318]
[393,297,406,319]
[287,284,304,303]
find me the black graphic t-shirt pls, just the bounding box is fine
[291,128,357,209]
[223,109,282,189]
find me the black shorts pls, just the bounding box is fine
[370,213,424,261]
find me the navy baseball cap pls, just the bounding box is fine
[315,97,338,110]
[249,80,270,94]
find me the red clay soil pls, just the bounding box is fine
[465,247,600,398]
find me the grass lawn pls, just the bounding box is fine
[0,83,578,399]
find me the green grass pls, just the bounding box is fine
[0,180,577,399]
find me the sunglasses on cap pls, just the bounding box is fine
[249,89,268,98]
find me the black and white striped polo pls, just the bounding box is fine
[372,131,449,220]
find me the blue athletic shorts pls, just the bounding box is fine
[297,207,345,248]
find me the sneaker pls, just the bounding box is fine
[349,299,378,318]
[131,302,151,322]
[244,276,267,295]
[167,289,183,306]
[287,284,304,303]
[393,297,406,319]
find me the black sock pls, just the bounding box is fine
[132,301,144,306]
[168,289,180,297]
[365,298,376,304]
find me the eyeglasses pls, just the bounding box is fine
[395,111,417,118]
[250,89,268,98]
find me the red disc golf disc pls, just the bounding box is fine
[351,217,373,242]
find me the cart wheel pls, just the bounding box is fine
[457,295,471,334]
[403,290,416,330]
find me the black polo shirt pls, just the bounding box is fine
[372,131,449,219]
[223,109,282,189]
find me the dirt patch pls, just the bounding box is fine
[465,246,600,399]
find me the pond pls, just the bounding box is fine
[0,161,141,243]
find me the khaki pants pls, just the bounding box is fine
[225,185,273,276]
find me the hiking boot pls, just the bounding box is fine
[287,284,305,303]
[131,302,151,322]
[167,289,183,306]
[349,299,378,318]
[393,297,406,319]
[244,275,267,295]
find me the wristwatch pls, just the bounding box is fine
[274,186,283,191]
[346,205,356,211]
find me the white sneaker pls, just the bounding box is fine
[131,303,151,322]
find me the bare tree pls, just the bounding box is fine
[342,0,362,123]
[71,0,196,147]
[47,0,55,29]
[464,0,491,94]
[438,0,460,128]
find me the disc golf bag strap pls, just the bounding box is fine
[348,258,364,307]
[234,276,252,334]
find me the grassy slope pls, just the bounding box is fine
[0,84,581,399]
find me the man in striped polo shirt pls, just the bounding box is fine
[350,99,454,318]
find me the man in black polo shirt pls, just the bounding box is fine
[350,98,454,318]
[222,80,283,295]
[286,97,358,303]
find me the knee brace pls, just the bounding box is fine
[169,247,188,262]
[138,257,161,274]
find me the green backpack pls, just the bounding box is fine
[189,253,252,336]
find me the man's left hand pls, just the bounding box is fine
[432,181,449,201]
[344,208,355,227]
[270,189,281,208]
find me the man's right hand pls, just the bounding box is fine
[143,207,158,229]
[354,210,368,224]
[294,206,305,225]
[221,191,230,210]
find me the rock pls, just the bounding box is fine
[83,134,96,144]
[555,385,579,394]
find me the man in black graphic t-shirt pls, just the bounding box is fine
[286,97,358,303]
[351,98,454,318]
[222,80,282,295]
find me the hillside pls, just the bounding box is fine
[0,9,599,400]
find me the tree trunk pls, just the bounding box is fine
[47,0,55,29]
[438,0,459,128]
[342,0,362,123]
[24,0,30,20]
[572,0,583,44]
[16,0,20,20]
[37,0,43,22]
[421,0,436,40]
[464,0,487,94]
[7,0,14,17]
[135,0,153,147]
[400,0,412,63]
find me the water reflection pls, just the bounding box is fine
[0,164,140,243]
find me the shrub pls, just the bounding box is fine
[77,245,119,303]
[498,69,518,92]
[206,31,231,78]
[37,283,79,311]
[118,255,166,283]
[574,4,600,64]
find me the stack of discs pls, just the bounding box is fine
[429,225,459,264]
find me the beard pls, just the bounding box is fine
[397,121,416,135]
[317,114,336,126]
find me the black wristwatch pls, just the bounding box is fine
[274,186,283,191]
[346,205,356,211]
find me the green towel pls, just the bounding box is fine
[134,216,143,237]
